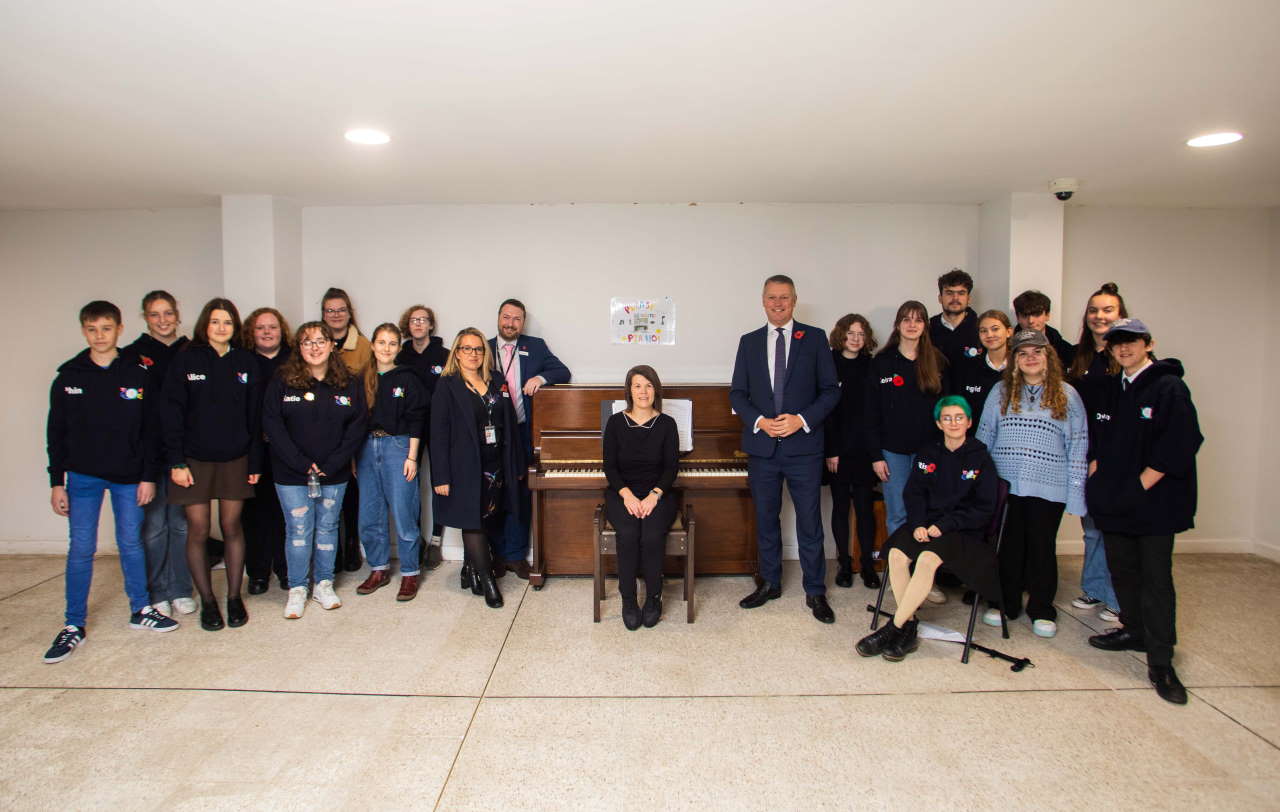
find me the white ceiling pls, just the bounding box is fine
[2,1,1277,209]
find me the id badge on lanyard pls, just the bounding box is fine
[484,423,497,445]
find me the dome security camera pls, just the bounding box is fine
[1050,178,1079,201]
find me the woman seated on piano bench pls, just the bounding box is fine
[855,396,998,662]
[603,365,680,630]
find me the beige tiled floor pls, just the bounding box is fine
[1,553,1277,810]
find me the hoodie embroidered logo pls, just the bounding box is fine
[961,469,979,480]
[1140,407,1154,420]
[237,372,249,384]
[431,365,443,375]
[334,395,352,407]
[118,387,143,400]
[392,387,405,398]
[964,346,981,358]
[917,461,937,473]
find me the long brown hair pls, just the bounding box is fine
[282,322,351,390]
[441,327,493,385]
[828,313,879,355]
[1000,345,1069,420]
[1068,282,1127,379]
[878,300,945,394]
[190,298,241,348]
[363,323,402,408]
[241,307,294,352]
[321,287,359,331]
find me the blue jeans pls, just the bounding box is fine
[64,472,150,627]
[276,482,348,589]
[880,451,916,535]
[1080,514,1119,610]
[357,434,422,575]
[141,476,191,603]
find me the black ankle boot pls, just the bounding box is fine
[200,600,224,632]
[459,563,472,590]
[882,619,919,662]
[481,572,504,608]
[834,558,854,588]
[642,595,662,628]
[855,622,899,657]
[622,597,641,631]
[860,567,881,589]
[226,596,248,628]
[470,565,484,595]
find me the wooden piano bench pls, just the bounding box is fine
[592,503,695,624]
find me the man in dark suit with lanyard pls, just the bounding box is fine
[489,298,572,578]
[730,275,841,623]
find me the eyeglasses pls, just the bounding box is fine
[300,339,331,349]
[408,317,430,325]
[456,346,485,355]
[938,415,969,424]
[323,307,348,316]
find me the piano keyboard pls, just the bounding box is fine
[542,467,747,478]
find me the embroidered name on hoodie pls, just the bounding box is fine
[917,461,937,473]
[965,384,983,394]
[1095,412,1111,421]
[283,395,301,403]
[64,386,83,395]
[187,373,206,381]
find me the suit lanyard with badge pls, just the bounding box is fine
[480,386,499,446]
[498,341,521,430]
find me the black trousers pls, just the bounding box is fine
[605,491,678,602]
[339,476,361,566]
[243,466,286,582]
[996,494,1065,621]
[1104,532,1177,667]
[829,458,877,571]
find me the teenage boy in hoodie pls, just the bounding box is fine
[928,268,982,368]
[1012,289,1075,368]
[44,301,178,663]
[1085,318,1203,705]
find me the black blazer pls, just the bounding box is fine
[429,374,524,529]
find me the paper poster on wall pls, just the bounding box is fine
[611,297,676,345]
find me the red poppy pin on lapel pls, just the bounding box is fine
[794,330,805,340]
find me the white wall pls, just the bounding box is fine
[302,203,981,380]
[1062,206,1272,551]
[1,208,224,548]
[1256,208,1280,561]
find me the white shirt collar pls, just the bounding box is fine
[765,319,795,334]
[1123,359,1154,385]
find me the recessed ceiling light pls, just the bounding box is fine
[1186,132,1243,148]
[344,128,391,145]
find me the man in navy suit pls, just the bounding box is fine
[730,275,841,623]
[489,298,572,578]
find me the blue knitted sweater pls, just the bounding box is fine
[975,380,1088,516]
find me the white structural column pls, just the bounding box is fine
[220,194,303,326]
[977,193,1066,329]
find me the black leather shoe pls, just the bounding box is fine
[1149,665,1187,705]
[882,619,919,662]
[247,578,268,595]
[459,563,472,590]
[470,566,484,596]
[1089,628,1147,652]
[642,596,662,628]
[277,575,289,591]
[860,569,881,589]
[622,598,641,631]
[739,582,781,609]
[834,559,854,588]
[481,573,504,609]
[200,601,224,632]
[806,594,835,624]
[855,622,899,657]
[226,596,248,628]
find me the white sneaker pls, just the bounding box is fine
[1032,619,1058,638]
[152,600,172,617]
[312,580,342,610]
[982,608,1003,627]
[172,597,198,615]
[284,586,308,619]
[926,587,947,605]
[1098,606,1120,623]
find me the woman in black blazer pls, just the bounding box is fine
[430,328,522,608]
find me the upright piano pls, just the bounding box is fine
[526,384,755,588]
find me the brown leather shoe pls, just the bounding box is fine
[396,575,419,602]
[506,559,531,580]
[490,560,506,579]
[356,570,391,595]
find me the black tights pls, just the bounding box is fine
[185,500,246,603]
[829,459,878,571]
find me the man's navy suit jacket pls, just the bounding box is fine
[729,321,840,459]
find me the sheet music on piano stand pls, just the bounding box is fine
[602,398,695,452]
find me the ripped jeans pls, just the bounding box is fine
[275,482,349,589]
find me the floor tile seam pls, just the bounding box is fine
[1189,688,1280,752]
[0,572,64,603]
[432,580,529,812]
[0,685,484,700]
[475,687,1134,700]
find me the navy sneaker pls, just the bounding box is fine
[129,606,179,632]
[43,625,85,663]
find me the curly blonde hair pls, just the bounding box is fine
[1000,345,1069,420]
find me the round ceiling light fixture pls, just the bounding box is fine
[344,128,391,145]
[1186,132,1243,148]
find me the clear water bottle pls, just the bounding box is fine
[307,470,321,499]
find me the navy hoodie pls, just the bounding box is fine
[929,308,981,368]
[124,333,189,394]
[952,352,1005,435]
[368,365,427,438]
[162,344,264,471]
[396,336,448,400]
[262,374,368,485]
[1085,359,1202,536]
[47,349,161,487]
[903,437,998,534]
[864,347,950,458]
